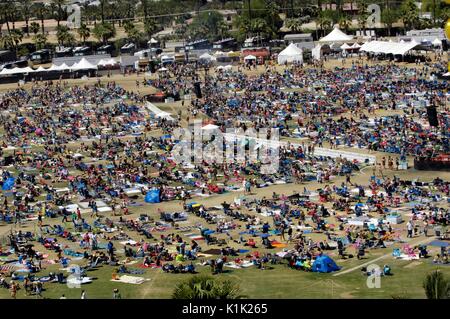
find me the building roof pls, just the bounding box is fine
[284,34,313,40]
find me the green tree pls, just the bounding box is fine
[51,0,67,28]
[123,21,142,48]
[188,11,227,41]
[401,0,419,31]
[0,34,14,51]
[20,0,33,36]
[77,23,90,45]
[317,13,333,38]
[92,22,116,44]
[338,14,351,33]
[423,270,450,299]
[34,2,48,35]
[30,22,40,35]
[235,0,283,41]
[9,29,24,55]
[286,18,303,33]
[33,33,48,50]
[357,0,369,35]
[56,25,75,46]
[381,8,399,36]
[172,276,244,300]
[144,18,158,38]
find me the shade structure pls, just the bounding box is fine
[244,54,257,60]
[149,38,158,44]
[277,43,303,64]
[360,40,420,55]
[158,67,168,72]
[319,27,353,43]
[33,66,47,72]
[0,66,33,75]
[201,124,219,130]
[351,42,361,49]
[227,51,240,57]
[432,38,442,47]
[340,43,351,50]
[199,52,216,61]
[97,58,117,66]
[71,58,98,70]
[312,44,322,60]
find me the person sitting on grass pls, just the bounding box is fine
[383,264,392,276]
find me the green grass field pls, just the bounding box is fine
[1,251,449,299]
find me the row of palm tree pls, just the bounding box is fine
[1,0,449,55]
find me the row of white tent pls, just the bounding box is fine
[359,40,421,55]
[0,58,118,76]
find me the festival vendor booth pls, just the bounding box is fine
[242,47,270,65]
[414,154,450,171]
[319,27,353,44]
[277,43,303,65]
[198,53,216,64]
[243,54,257,65]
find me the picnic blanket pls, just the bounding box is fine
[66,277,93,285]
[111,275,149,284]
[224,260,254,269]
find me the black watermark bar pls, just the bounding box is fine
[0,299,445,318]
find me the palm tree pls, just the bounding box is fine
[381,8,398,36]
[317,13,332,38]
[0,3,12,35]
[33,33,48,50]
[401,0,419,31]
[51,0,67,28]
[123,21,142,48]
[423,270,449,299]
[56,25,74,46]
[20,0,34,36]
[144,18,158,38]
[286,18,303,33]
[338,14,351,33]
[30,22,41,36]
[77,23,90,45]
[172,276,244,299]
[0,34,14,51]
[92,22,116,44]
[34,2,48,35]
[9,29,24,56]
[357,0,369,35]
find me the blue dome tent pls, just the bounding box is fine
[312,255,341,273]
[145,189,160,203]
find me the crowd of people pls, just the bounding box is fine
[0,52,448,298]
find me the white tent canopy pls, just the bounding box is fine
[97,58,117,66]
[319,27,353,43]
[432,38,442,47]
[360,40,420,55]
[244,55,257,60]
[149,38,159,44]
[351,42,361,49]
[145,102,175,121]
[277,43,303,65]
[71,58,98,70]
[202,124,219,130]
[312,44,322,60]
[34,66,47,72]
[340,43,351,50]
[199,53,216,61]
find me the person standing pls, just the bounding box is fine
[113,288,121,299]
[407,220,414,238]
[423,220,429,237]
[9,281,17,299]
